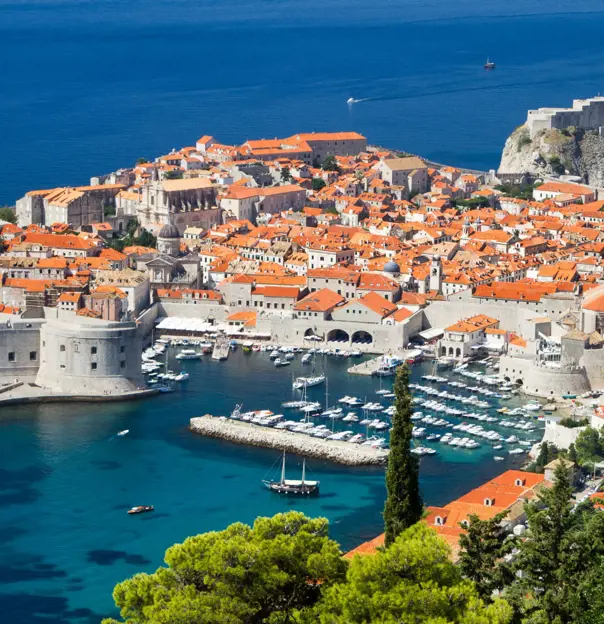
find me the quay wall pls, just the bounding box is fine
[189,415,388,466]
[0,388,158,410]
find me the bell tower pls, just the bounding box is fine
[429,256,442,294]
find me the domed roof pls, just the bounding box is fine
[158,223,180,239]
[383,260,400,274]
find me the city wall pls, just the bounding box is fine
[541,419,585,450]
[0,317,43,384]
[499,355,590,398]
[36,319,143,394]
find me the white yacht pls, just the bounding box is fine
[293,374,326,390]
[411,446,437,456]
[175,349,202,360]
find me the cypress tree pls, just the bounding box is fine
[383,364,423,546]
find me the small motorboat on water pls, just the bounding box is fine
[117,429,129,437]
[127,505,154,515]
[347,97,355,104]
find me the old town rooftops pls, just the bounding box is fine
[344,470,547,560]
[161,177,215,192]
[381,156,427,171]
[445,314,499,333]
[294,289,345,312]
[535,181,593,195]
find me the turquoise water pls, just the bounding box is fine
[3,0,604,202]
[0,349,538,622]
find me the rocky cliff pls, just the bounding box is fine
[498,124,604,187]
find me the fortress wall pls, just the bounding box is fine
[541,419,585,450]
[36,319,143,394]
[500,355,590,398]
[582,348,604,390]
[527,98,604,138]
[0,319,43,383]
[423,299,539,333]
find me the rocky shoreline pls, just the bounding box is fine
[189,415,389,466]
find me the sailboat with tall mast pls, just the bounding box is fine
[262,451,319,495]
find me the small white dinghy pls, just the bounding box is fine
[117,430,129,437]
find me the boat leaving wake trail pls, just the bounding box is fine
[347,77,561,105]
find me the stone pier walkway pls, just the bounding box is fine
[190,415,388,466]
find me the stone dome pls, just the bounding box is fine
[158,223,180,239]
[383,260,401,274]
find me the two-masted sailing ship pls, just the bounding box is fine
[262,451,319,495]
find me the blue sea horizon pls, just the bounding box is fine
[2,0,604,203]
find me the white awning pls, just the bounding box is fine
[155,317,216,333]
[419,328,444,341]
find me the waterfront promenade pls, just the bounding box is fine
[189,415,389,466]
[0,382,157,410]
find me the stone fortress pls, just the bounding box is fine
[526,96,604,138]
[0,312,144,397]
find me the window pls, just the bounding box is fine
[91,363,97,371]
[29,351,37,361]
[8,352,15,362]
[60,345,66,352]
[91,346,97,355]
[120,346,125,353]
[120,361,126,369]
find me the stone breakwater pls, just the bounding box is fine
[189,415,388,466]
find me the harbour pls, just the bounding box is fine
[0,348,541,623]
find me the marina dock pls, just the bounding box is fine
[347,356,384,376]
[189,415,389,466]
[212,336,230,360]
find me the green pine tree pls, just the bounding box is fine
[383,364,423,546]
[568,443,578,464]
[507,463,584,622]
[458,511,515,600]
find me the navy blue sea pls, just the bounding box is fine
[1,348,538,623]
[3,0,604,203]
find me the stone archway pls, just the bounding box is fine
[351,330,373,345]
[327,329,350,344]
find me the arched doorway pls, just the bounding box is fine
[304,328,322,342]
[351,330,373,345]
[327,329,350,344]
